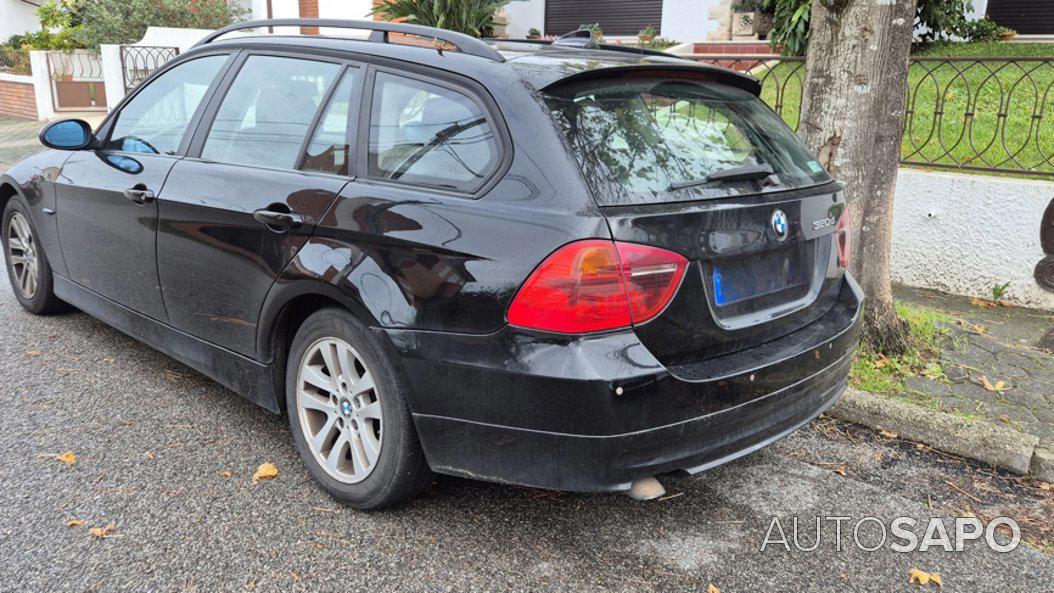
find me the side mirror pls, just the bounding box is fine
[39,119,95,150]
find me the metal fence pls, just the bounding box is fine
[120,45,179,93]
[689,55,1054,178]
[0,47,31,76]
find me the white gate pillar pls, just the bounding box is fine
[28,51,54,121]
[100,44,126,111]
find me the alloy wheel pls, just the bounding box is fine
[296,338,383,484]
[7,212,38,299]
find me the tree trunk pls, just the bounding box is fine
[797,0,917,355]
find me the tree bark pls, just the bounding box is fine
[797,0,917,354]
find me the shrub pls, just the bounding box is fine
[954,18,1013,42]
[769,0,811,56]
[370,0,510,38]
[75,0,248,48]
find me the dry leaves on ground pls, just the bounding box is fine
[66,519,85,527]
[220,470,233,478]
[55,451,76,466]
[252,463,278,484]
[144,451,155,460]
[88,523,116,538]
[909,568,943,587]
[879,430,898,439]
[707,585,720,593]
[978,376,1007,392]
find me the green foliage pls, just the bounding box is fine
[732,0,771,12]
[527,27,541,37]
[954,18,1014,42]
[769,0,811,56]
[638,25,658,37]
[916,0,973,43]
[370,0,510,38]
[75,0,248,48]
[640,37,680,51]
[991,281,1011,302]
[850,302,953,396]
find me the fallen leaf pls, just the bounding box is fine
[220,470,233,478]
[89,523,115,538]
[101,357,116,364]
[707,585,720,593]
[834,465,847,476]
[55,451,76,466]
[978,376,1007,392]
[874,354,889,369]
[998,414,1011,424]
[879,430,898,439]
[969,298,997,309]
[909,568,943,587]
[144,451,155,460]
[915,443,926,450]
[251,463,278,484]
[66,519,85,527]
[909,568,931,585]
[873,452,884,462]
[26,349,43,356]
[1037,481,1051,491]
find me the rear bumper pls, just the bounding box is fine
[385,276,863,492]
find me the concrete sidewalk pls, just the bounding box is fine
[838,286,1054,480]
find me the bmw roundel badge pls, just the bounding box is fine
[771,209,789,241]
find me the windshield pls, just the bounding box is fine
[545,79,832,206]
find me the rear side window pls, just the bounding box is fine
[108,55,227,155]
[301,69,359,176]
[368,72,499,192]
[201,55,340,169]
[546,79,832,206]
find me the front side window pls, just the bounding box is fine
[546,79,833,206]
[201,55,340,169]
[368,72,499,192]
[107,55,227,155]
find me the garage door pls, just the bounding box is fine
[544,0,663,37]
[987,0,1054,35]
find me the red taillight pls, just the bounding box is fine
[835,205,852,269]
[507,240,688,334]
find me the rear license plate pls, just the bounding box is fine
[712,245,810,307]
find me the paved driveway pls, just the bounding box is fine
[0,262,1051,593]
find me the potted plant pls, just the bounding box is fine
[638,25,657,43]
[731,0,775,38]
[578,23,603,42]
[527,27,542,40]
[999,27,1017,41]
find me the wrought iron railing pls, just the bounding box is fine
[0,47,31,76]
[45,50,104,80]
[120,45,179,93]
[688,54,1054,178]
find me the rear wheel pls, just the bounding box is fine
[286,308,432,509]
[3,199,63,314]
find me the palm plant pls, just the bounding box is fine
[370,0,510,38]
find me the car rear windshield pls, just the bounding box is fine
[544,78,832,206]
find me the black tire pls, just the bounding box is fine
[2,198,64,315]
[285,307,433,509]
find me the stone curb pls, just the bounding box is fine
[829,388,1042,476]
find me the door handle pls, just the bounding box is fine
[253,207,305,232]
[123,186,155,205]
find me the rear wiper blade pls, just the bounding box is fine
[668,163,776,191]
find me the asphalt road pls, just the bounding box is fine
[0,263,1052,593]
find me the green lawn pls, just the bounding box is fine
[744,42,1054,177]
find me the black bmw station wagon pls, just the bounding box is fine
[1,19,861,509]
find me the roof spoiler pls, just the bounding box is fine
[194,18,505,62]
[539,64,763,97]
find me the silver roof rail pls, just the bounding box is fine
[194,18,506,62]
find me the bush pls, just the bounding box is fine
[954,18,1013,42]
[76,0,247,48]
[370,0,510,38]
[916,0,971,43]
[769,0,810,56]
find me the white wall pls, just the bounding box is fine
[662,0,720,41]
[0,0,42,40]
[968,0,988,21]
[504,0,545,38]
[891,169,1054,310]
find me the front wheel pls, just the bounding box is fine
[3,199,64,314]
[286,308,433,509]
